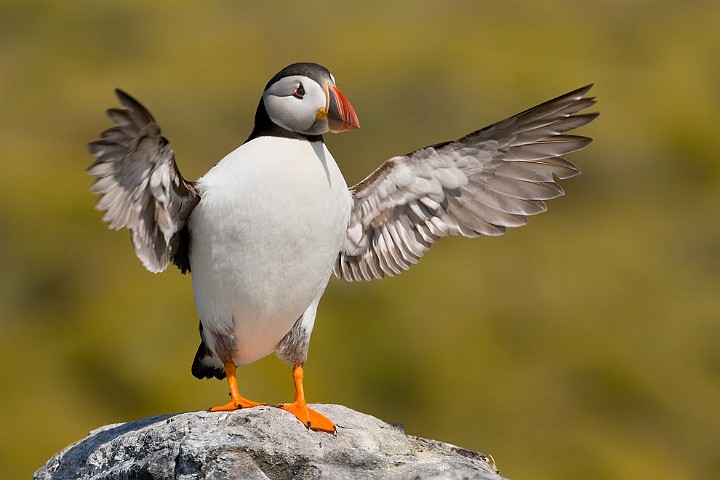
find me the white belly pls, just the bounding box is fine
[188,137,352,365]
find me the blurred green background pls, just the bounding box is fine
[2,1,719,478]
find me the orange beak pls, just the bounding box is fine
[325,83,360,133]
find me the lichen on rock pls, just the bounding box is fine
[34,404,505,480]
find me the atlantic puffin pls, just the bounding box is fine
[88,62,597,432]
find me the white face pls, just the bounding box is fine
[262,75,329,136]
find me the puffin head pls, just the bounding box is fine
[250,63,360,141]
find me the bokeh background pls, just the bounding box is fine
[2,1,719,478]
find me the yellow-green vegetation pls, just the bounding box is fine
[1,1,719,479]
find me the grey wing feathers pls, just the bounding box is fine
[335,84,598,282]
[87,89,200,273]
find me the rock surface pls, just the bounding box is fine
[35,404,505,480]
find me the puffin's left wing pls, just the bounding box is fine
[87,89,200,273]
[335,85,598,281]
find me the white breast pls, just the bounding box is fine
[188,137,352,365]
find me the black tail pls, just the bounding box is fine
[191,322,226,380]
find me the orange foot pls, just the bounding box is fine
[210,396,264,412]
[277,401,335,433]
[276,364,336,433]
[209,361,264,412]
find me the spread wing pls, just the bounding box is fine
[87,89,200,273]
[335,84,598,281]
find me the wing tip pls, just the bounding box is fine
[112,87,156,123]
[113,87,133,104]
[574,83,594,96]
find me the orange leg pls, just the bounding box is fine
[276,365,335,432]
[209,361,264,412]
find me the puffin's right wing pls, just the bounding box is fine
[335,85,598,281]
[88,89,199,273]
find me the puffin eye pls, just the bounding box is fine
[293,83,305,99]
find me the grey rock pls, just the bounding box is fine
[34,404,505,480]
